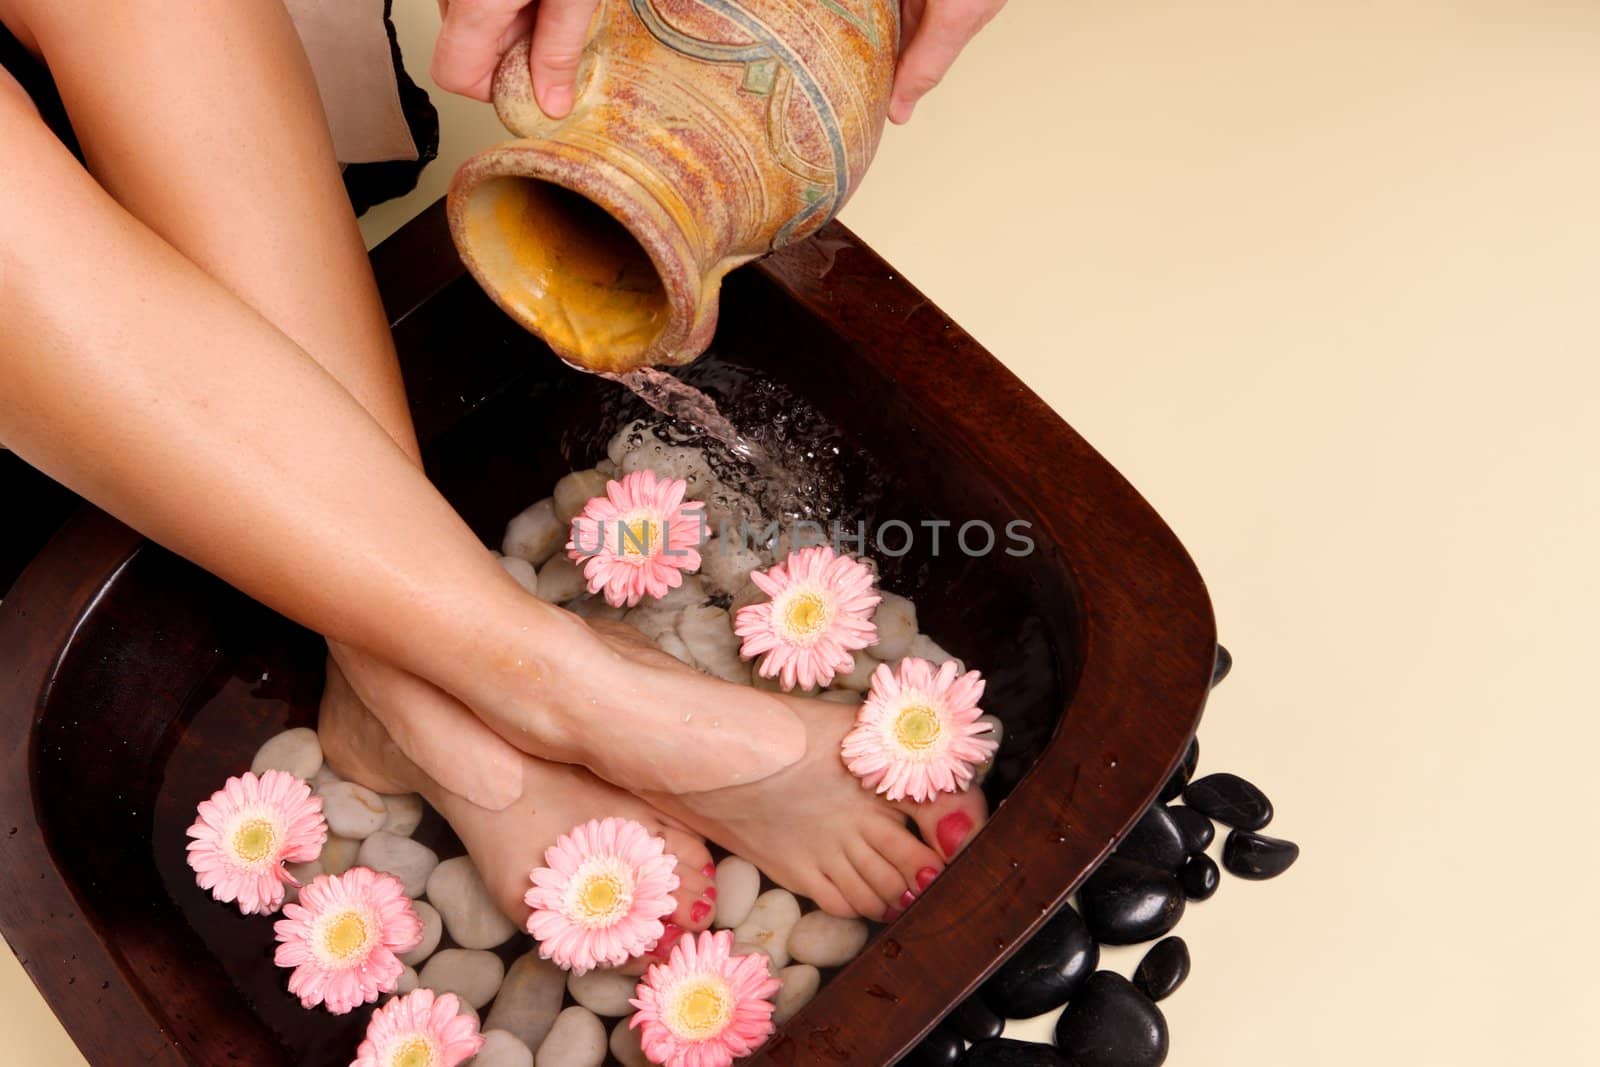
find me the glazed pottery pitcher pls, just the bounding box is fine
[447,0,899,373]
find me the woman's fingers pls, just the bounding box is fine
[432,0,539,101]
[890,0,1007,124]
[528,0,602,117]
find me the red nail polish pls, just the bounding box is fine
[703,863,717,879]
[652,922,684,958]
[936,812,974,858]
[690,900,711,924]
[882,906,903,922]
[916,866,939,891]
[898,889,917,908]
[704,886,717,902]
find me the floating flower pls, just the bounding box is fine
[841,657,998,803]
[630,929,781,1067]
[568,470,706,607]
[733,546,880,690]
[525,817,680,975]
[185,769,327,916]
[351,988,484,1067]
[273,867,424,1014]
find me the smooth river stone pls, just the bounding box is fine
[312,763,343,790]
[949,993,1004,1042]
[981,903,1098,1019]
[319,835,360,876]
[972,715,1005,786]
[729,580,765,616]
[250,728,323,781]
[318,780,388,839]
[901,1024,963,1066]
[963,1038,1069,1066]
[1221,829,1300,880]
[535,1007,607,1067]
[1115,805,1187,873]
[1211,643,1233,686]
[1167,805,1214,854]
[1182,773,1273,831]
[381,793,425,837]
[471,1030,534,1067]
[1132,936,1190,1002]
[867,593,917,661]
[699,535,763,596]
[1053,971,1170,1067]
[399,901,443,967]
[712,857,761,929]
[732,889,802,969]
[651,573,708,612]
[609,1020,652,1067]
[497,555,540,596]
[1079,857,1185,946]
[566,969,637,1017]
[484,952,567,1051]
[819,690,860,704]
[1179,854,1220,901]
[606,419,648,468]
[677,604,750,684]
[1159,738,1202,803]
[554,469,612,524]
[656,630,696,666]
[502,498,564,566]
[418,949,505,1011]
[427,857,519,949]
[622,605,681,644]
[787,911,869,968]
[907,634,963,671]
[356,832,438,898]
[831,652,881,693]
[396,965,419,994]
[773,964,819,1024]
[566,596,627,622]
[536,553,587,603]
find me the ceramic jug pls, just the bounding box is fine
[447,0,899,373]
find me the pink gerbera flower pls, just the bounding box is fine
[630,929,782,1067]
[567,470,706,607]
[733,546,880,690]
[185,769,327,916]
[351,988,484,1067]
[273,867,424,1014]
[841,657,999,803]
[525,817,680,975]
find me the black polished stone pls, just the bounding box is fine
[1054,972,1170,1067]
[1212,644,1232,686]
[1167,805,1214,854]
[1160,738,1201,802]
[950,993,1006,1042]
[1181,738,1200,780]
[1179,854,1219,901]
[1182,773,1273,831]
[902,1024,965,1066]
[1115,805,1187,872]
[981,904,1099,1018]
[962,1038,1069,1067]
[1079,857,1185,945]
[1222,830,1300,880]
[1132,937,1190,1002]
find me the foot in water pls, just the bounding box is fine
[318,664,719,968]
[644,692,990,921]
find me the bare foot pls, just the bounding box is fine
[644,693,990,921]
[318,665,719,966]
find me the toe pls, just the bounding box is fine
[824,857,891,920]
[866,820,944,895]
[846,836,915,908]
[659,828,717,932]
[806,877,856,919]
[900,786,989,861]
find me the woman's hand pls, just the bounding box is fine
[891,0,1008,124]
[431,0,598,115]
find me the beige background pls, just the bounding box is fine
[5,1,1597,1063]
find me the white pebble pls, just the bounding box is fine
[418,948,505,1010]
[606,419,649,468]
[312,763,343,790]
[498,555,540,596]
[319,781,389,839]
[566,596,626,621]
[819,690,860,704]
[319,835,360,876]
[732,889,802,969]
[773,964,820,1024]
[650,573,708,612]
[427,857,519,949]
[595,458,619,478]
[397,965,420,994]
[567,968,638,1017]
[713,856,762,929]
[908,633,964,671]
[471,1031,534,1067]
[284,857,322,905]
[699,536,763,596]
[400,900,443,967]
[609,1020,652,1067]
[622,605,682,643]
[536,554,588,603]
[535,1006,607,1067]
[677,604,750,684]
[250,728,323,781]
[832,653,881,693]
[502,499,565,566]
[729,580,766,616]
[867,593,917,661]
[356,832,439,898]
[554,469,613,525]
[381,793,425,837]
[656,631,696,666]
[787,911,869,968]
[486,952,567,1051]
[972,715,1004,786]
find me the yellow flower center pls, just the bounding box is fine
[321,911,373,963]
[571,870,630,927]
[779,590,831,642]
[665,976,734,1042]
[618,517,658,557]
[231,818,278,864]
[893,704,943,752]
[389,1037,436,1067]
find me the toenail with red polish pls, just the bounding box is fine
[702,863,717,878]
[917,866,940,891]
[690,900,711,924]
[883,906,903,922]
[653,922,684,957]
[704,886,717,902]
[898,890,917,908]
[936,812,974,858]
